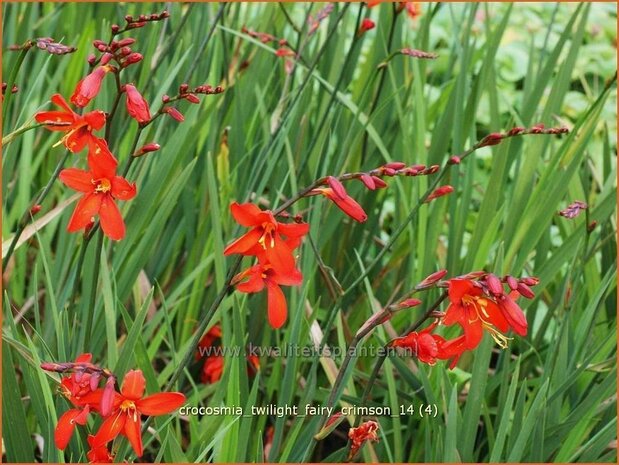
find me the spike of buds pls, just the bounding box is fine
[425,185,454,203]
[400,48,438,59]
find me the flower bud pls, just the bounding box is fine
[485,273,504,296]
[123,52,143,65]
[516,283,535,299]
[520,276,539,287]
[371,176,388,188]
[416,269,448,289]
[479,132,503,147]
[384,161,406,170]
[506,276,519,291]
[100,53,114,65]
[398,298,422,309]
[425,185,453,202]
[118,38,136,47]
[448,155,461,165]
[179,83,189,94]
[358,18,375,36]
[383,167,397,176]
[508,126,525,136]
[185,93,200,104]
[165,106,185,122]
[134,143,161,157]
[111,24,120,34]
[326,176,347,199]
[101,377,116,417]
[359,173,376,190]
[30,204,42,215]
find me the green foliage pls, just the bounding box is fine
[2,2,616,463]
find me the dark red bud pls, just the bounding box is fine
[326,176,347,199]
[111,24,120,34]
[371,176,388,188]
[384,162,406,171]
[517,283,535,299]
[179,83,189,94]
[125,15,133,23]
[506,276,519,291]
[135,143,161,157]
[383,167,397,176]
[485,273,504,296]
[521,276,539,287]
[101,377,115,417]
[398,298,422,309]
[118,38,136,47]
[30,204,42,215]
[124,53,143,65]
[448,156,461,165]
[166,107,185,122]
[89,372,101,391]
[100,53,114,65]
[425,185,454,202]
[480,132,503,147]
[185,93,200,104]
[359,173,376,190]
[162,94,171,103]
[508,126,525,136]
[417,269,448,289]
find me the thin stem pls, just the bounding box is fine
[3,150,72,268]
[2,121,70,146]
[360,6,399,163]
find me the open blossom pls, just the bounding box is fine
[93,370,185,457]
[348,420,380,460]
[59,156,136,240]
[125,84,151,123]
[443,278,527,350]
[35,94,105,153]
[232,263,303,328]
[71,65,113,107]
[224,202,309,274]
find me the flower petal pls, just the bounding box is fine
[93,411,126,446]
[123,415,143,457]
[265,235,296,274]
[499,295,527,336]
[59,168,94,193]
[223,228,262,256]
[277,222,309,238]
[271,267,303,287]
[67,193,102,232]
[99,196,126,241]
[236,271,265,293]
[448,279,480,303]
[111,176,137,201]
[137,392,186,416]
[54,409,81,450]
[230,202,263,227]
[266,281,287,329]
[121,369,145,400]
[34,111,75,128]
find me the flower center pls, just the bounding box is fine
[120,399,139,421]
[462,294,510,348]
[258,223,276,249]
[94,178,112,193]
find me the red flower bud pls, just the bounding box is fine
[359,173,376,190]
[485,273,504,296]
[506,276,519,291]
[275,47,295,57]
[185,93,200,104]
[425,185,453,202]
[100,53,114,65]
[71,66,112,107]
[384,161,406,170]
[358,18,375,35]
[111,24,120,34]
[166,106,185,122]
[100,377,116,417]
[134,143,161,157]
[517,283,535,299]
[398,298,422,309]
[508,126,525,136]
[326,176,347,199]
[371,176,388,188]
[118,38,136,47]
[87,53,96,65]
[521,276,539,286]
[448,155,461,165]
[179,83,189,94]
[417,269,448,289]
[383,167,397,176]
[30,204,42,215]
[125,84,151,123]
[124,52,143,65]
[479,132,503,147]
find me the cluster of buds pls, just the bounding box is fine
[559,200,587,219]
[160,83,225,123]
[111,9,170,33]
[241,26,288,46]
[89,38,142,69]
[308,3,335,35]
[9,37,77,55]
[2,82,18,95]
[478,123,569,148]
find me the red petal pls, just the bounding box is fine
[230,202,263,227]
[123,416,143,457]
[67,193,102,232]
[499,295,527,336]
[137,392,186,416]
[35,111,75,128]
[266,281,287,329]
[236,270,266,293]
[448,279,481,302]
[223,228,262,255]
[270,267,303,287]
[481,299,509,333]
[54,409,81,450]
[84,110,106,130]
[442,303,464,327]
[111,176,137,201]
[463,314,483,350]
[265,235,296,274]
[59,168,94,193]
[50,94,73,113]
[88,138,118,178]
[99,196,125,240]
[277,222,309,238]
[331,194,367,223]
[65,126,90,153]
[121,369,145,400]
[93,411,126,446]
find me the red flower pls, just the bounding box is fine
[359,18,376,35]
[442,278,527,350]
[59,157,136,241]
[92,369,185,457]
[71,66,113,107]
[55,405,91,450]
[125,84,151,123]
[348,420,380,460]
[232,263,303,328]
[35,94,105,153]
[86,435,114,463]
[224,202,309,274]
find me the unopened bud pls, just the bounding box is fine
[100,53,114,65]
[520,276,539,287]
[508,126,525,136]
[425,185,453,202]
[179,83,189,94]
[134,143,161,157]
[417,269,448,289]
[30,204,42,215]
[485,273,504,296]
[383,162,406,170]
[326,176,347,199]
[111,24,120,34]
[359,173,376,190]
[516,283,535,299]
[448,155,461,165]
[398,298,422,309]
[480,132,503,147]
[101,377,116,417]
[358,18,375,36]
[371,176,388,189]
[124,52,143,65]
[185,93,200,104]
[165,107,185,122]
[506,276,519,291]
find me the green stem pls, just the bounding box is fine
[3,150,71,268]
[2,47,29,129]
[81,230,103,349]
[2,121,69,146]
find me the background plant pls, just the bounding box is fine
[2,2,616,463]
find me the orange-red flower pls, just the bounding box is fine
[443,278,527,350]
[35,94,105,153]
[125,84,151,123]
[348,420,380,460]
[232,262,303,328]
[59,158,136,240]
[309,177,368,223]
[224,202,309,274]
[71,65,113,107]
[93,369,185,457]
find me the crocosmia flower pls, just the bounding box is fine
[442,278,527,350]
[348,420,380,460]
[71,65,113,107]
[59,157,137,240]
[232,263,303,328]
[93,369,185,457]
[224,202,309,274]
[125,84,151,123]
[35,94,105,153]
[309,177,368,223]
